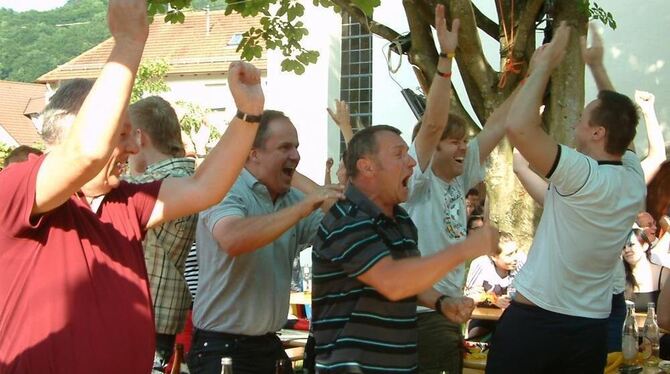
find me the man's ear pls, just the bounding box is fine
[248,148,259,163]
[592,125,606,142]
[356,157,375,176]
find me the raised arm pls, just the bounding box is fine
[413,4,458,172]
[148,62,264,227]
[512,148,548,206]
[212,188,341,256]
[505,22,570,176]
[581,23,614,92]
[357,223,498,301]
[327,100,354,145]
[33,0,148,215]
[476,83,521,164]
[636,91,667,183]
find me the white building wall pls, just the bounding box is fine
[265,5,342,184]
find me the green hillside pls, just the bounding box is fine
[0,0,223,83]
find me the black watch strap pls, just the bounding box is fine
[235,109,262,123]
[435,294,448,316]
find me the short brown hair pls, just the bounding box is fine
[589,90,638,156]
[345,125,401,179]
[130,96,185,157]
[411,114,467,142]
[253,110,292,149]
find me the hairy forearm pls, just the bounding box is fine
[506,68,551,139]
[215,202,309,256]
[361,242,469,301]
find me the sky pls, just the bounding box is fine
[0,0,67,12]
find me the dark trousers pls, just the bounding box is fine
[486,301,607,374]
[417,311,463,374]
[187,329,294,374]
[606,292,626,353]
[154,333,177,372]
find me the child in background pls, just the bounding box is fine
[465,232,525,339]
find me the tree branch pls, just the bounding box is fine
[403,0,438,87]
[330,0,401,43]
[473,4,499,40]
[443,0,497,123]
[510,0,544,73]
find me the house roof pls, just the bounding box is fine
[37,10,265,83]
[0,81,45,146]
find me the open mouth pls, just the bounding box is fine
[282,167,295,178]
[401,175,410,188]
[454,156,465,164]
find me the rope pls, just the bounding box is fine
[496,0,524,88]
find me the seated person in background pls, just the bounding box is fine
[623,228,668,312]
[637,211,659,248]
[467,213,485,234]
[464,231,525,339]
[466,187,481,217]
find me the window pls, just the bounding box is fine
[340,12,373,153]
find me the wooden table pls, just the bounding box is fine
[471,306,503,321]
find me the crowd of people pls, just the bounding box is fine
[0,1,668,374]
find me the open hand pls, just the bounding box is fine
[228,61,264,116]
[529,21,570,73]
[440,296,475,324]
[580,22,604,67]
[327,100,352,130]
[435,4,459,54]
[465,222,500,259]
[108,0,149,45]
[301,184,345,216]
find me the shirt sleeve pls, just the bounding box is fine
[406,143,431,197]
[317,217,391,278]
[200,188,249,234]
[461,138,486,191]
[546,144,593,196]
[121,180,162,230]
[0,154,47,235]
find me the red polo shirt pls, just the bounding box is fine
[0,155,161,373]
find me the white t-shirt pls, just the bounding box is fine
[513,145,645,319]
[403,139,485,299]
[464,253,526,299]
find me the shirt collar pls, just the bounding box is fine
[144,157,195,173]
[345,184,403,221]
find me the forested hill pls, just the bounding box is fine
[0,0,223,83]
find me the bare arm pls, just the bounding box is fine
[476,85,520,164]
[505,23,571,176]
[327,100,354,145]
[212,202,311,257]
[357,223,498,301]
[292,171,344,213]
[148,62,263,228]
[413,4,458,172]
[636,91,667,183]
[581,23,614,92]
[33,0,148,215]
[512,149,548,206]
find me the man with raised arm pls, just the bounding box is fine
[0,0,264,372]
[485,23,645,373]
[311,123,499,374]
[402,5,518,373]
[188,109,342,374]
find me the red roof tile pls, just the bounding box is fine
[0,81,46,146]
[38,10,265,83]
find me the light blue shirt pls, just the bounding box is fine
[193,168,323,334]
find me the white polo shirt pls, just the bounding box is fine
[514,145,645,318]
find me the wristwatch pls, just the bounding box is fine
[235,109,262,123]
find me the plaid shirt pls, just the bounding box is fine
[125,157,197,334]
